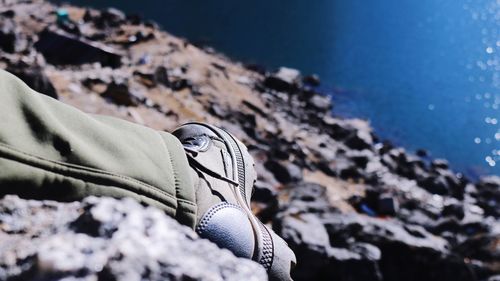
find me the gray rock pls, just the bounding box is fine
[307,95,331,111]
[302,74,320,87]
[323,214,475,281]
[264,160,303,184]
[100,8,126,27]
[378,194,400,216]
[476,176,500,218]
[344,130,373,150]
[279,182,333,214]
[0,195,267,281]
[101,79,143,106]
[326,243,383,281]
[273,67,301,85]
[0,16,27,53]
[275,207,382,281]
[431,159,450,170]
[263,67,301,92]
[275,213,330,281]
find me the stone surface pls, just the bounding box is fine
[0,195,267,281]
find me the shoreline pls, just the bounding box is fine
[0,1,499,280]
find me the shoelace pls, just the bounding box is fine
[183,146,240,187]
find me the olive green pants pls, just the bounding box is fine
[0,69,197,228]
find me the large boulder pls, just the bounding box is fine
[34,27,122,68]
[275,182,477,281]
[275,213,383,281]
[0,195,267,281]
[323,214,474,281]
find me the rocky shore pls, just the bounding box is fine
[0,195,266,281]
[0,1,499,280]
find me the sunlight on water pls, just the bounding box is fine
[466,0,500,168]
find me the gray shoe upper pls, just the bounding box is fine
[173,122,296,281]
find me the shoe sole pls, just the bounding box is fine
[184,122,273,269]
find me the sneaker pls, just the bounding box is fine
[173,122,296,281]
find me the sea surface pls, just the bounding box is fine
[58,0,500,178]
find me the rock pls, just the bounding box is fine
[56,8,80,35]
[302,74,320,87]
[170,78,192,91]
[349,188,400,217]
[0,10,15,18]
[244,63,267,75]
[274,213,331,281]
[344,129,373,150]
[208,102,230,118]
[428,217,490,239]
[114,29,155,46]
[276,187,383,281]
[101,79,142,106]
[133,70,156,87]
[82,8,100,23]
[274,67,300,84]
[418,169,467,199]
[6,63,58,99]
[307,94,332,111]
[345,149,373,169]
[455,233,500,278]
[251,181,279,222]
[418,175,450,195]
[264,160,303,184]
[277,213,384,281]
[475,176,500,218]
[323,214,475,281]
[442,201,465,220]
[34,28,122,68]
[416,149,428,157]
[242,100,268,117]
[126,13,143,25]
[325,244,383,281]
[154,66,169,86]
[280,182,334,215]
[378,194,400,216]
[263,67,301,92]
[318,157,361,180]
[432,159,450,170]
[0,17,26,53]
[0,195,267,281]
[95,7,126,28]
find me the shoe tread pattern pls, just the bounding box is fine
[258,222,274,270]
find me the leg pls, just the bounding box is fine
[0,69,295,280]
[0,69,197,227]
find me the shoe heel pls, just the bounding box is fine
[196,202,255,259]
[258,224,296,281]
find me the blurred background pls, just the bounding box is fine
[55,0,500,178]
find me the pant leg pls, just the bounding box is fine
[0,69,197,228]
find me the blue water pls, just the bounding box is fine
[57,0,500,177]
